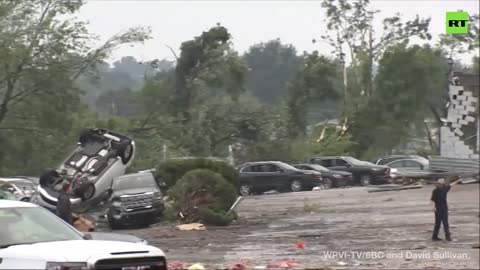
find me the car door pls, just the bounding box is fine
[330,158,351,172]
[239,165,258,188]
[268,164,292,189]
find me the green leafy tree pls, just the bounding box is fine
[286,52,340,136]
[351,44,448,157]
[243,39,302,105]
[317,0,431,97]
[0,0,150,175]
[174,26,247,121]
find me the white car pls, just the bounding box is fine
[0,178,37,202]
[33,128,135,211]
[0,200,166,269]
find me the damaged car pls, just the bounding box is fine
[0,178,37,202]
[106,171,165,229]
[32,128,135,211]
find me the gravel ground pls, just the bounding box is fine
[112,184,480,269]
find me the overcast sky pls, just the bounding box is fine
[78,0,479,64]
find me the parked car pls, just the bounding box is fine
[373,155,450,180]
[293,164,353,189]
[374,155,430,169]
[237,161,323,195]
[0,200,167,269]
[106,171,165,229]
[0,178,37,202]
[33,128,135,212]
[309,156,391,186]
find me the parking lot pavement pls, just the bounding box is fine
[119,184,480,269]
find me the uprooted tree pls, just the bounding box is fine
[168,169,238,226]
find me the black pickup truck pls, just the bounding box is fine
[309,156,391,186]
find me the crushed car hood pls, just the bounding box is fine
[0,240,161,261]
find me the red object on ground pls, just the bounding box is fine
[229,261,249,270]
[267,260,301,269]
[295,241,305,249]
[168,261,189,270]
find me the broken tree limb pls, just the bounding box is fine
[368,185,423,193]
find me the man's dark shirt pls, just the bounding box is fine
[56,192,73,225]
[431,184,451,211]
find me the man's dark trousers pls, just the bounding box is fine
[433,209,450,238]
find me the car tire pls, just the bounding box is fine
[20,197,30,202]
[239,184,252,196]
[360,175,371,186]
[117,140,133,164]
[322,178,334,189]
[73,179,96,201]
[79,129,95,145]
[290,180,303,192]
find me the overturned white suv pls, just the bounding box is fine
[0,200,167,269]
[33,128,135,211]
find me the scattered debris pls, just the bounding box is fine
[337,261,347,266]
[266,260,301,269]
[187,263,205,270]
[227,196,243,214]
[382,198,394,202]
[176,223,206,231]
[295,241,305,249]
[229,261,249,270]
[312,186,322,191]
[461,179,480,185]
[472,243,480,249]
[168,261,189,270]
[368,185,423,193]
[413,245,427,250]
[73,214,95,232]
[264,190,280,195]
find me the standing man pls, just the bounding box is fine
[430,178,462,241]
[57,183,74,225]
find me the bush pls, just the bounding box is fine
[168,169,238,226]
[154,158,239,190]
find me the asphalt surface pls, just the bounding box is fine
[114,184,480,269]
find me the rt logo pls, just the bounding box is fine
[446,11,468,34]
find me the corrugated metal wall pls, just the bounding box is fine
[429,155,479,173]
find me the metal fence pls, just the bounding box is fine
[429,155,480,175]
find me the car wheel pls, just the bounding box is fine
[360,175,371,186]
[79,129,95,145]
[73,179,96,201]
[118,140,133,164]
[239,184,252,196]
[322,178,334,189]
[290,180,303,192]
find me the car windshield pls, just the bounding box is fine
[306,164,329,171]
[113,173,158,190]
[0,207,83,248]
[276,162,300,171]
[343,157,365,166]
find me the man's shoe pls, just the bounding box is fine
[446,236,452,241]
[432,237,442,241]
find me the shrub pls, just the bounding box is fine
[154,158,239,190]
[168,169,238,226]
